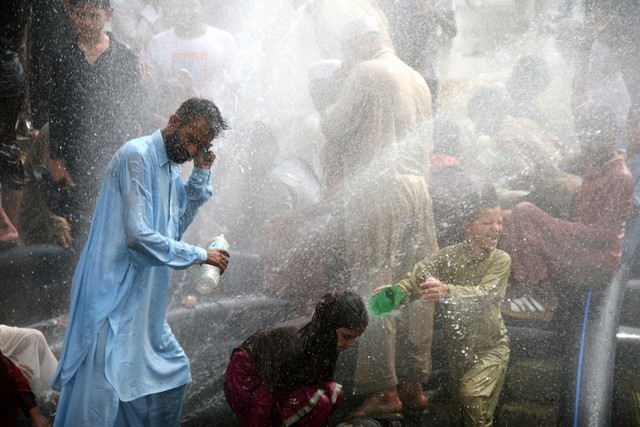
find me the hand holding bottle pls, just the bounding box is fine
[205,247,229,273]
[195,235,230,295]
[369,285,404,317]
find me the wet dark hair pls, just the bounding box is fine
[175,97,230,139]
[299,291,368,372]
[69,0,111,10]
[312,290,368,331]
[458,181,499,223]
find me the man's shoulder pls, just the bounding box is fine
[205,25,236,42]
[147,28,176,50]
[121,134,155,156]
[108,33,139,61]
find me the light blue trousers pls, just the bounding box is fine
[54,322,187,427]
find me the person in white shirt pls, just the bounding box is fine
[144,0,239,125]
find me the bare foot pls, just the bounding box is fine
[352,387,403,418]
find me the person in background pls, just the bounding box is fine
[320,16,437,417]
[20,124,73,248]
[224,290,368,427]
[620,106,640,270]
[110,0,164,54]
[48,0,146,250]
[0,0,31,247]
[500,105,634,320]
[429,117,479,248]
[27,0,78,131]
[144,0,239,124]
[378,0,457,111]
[1,349,52,427]
[465,86,581,220]
[50,98,230,427]
[504,55,552,126]
[374,183,510,426]
[0,325,58,400]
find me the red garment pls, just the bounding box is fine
[0,350,37,426]
[430,154,460,168]
[500,154,633,294]
[224,350,343,427]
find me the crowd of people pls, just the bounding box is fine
[1,0,640,426]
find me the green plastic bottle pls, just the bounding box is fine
[369,285,404,317]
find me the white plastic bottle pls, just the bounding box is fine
[195,234,230,295]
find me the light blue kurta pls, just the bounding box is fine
[51,130,210,402]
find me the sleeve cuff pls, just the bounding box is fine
[195,246,208,264]
[191,167,211,178]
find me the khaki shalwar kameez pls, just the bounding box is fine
[396,243,511,426]
[321,48,438,394]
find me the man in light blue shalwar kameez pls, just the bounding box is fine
[50,98,230,427]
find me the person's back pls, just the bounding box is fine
[323,48,432,177]
[320,16,438,417]
[500,105,634,318]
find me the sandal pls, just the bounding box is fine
[502,294,554,321]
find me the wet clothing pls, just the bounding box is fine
[0,349,37,426]
[28,0,78,129]
[225,317,344,426]
[465,117,566,187]
[0,325,58,397]
[379,0,454,81]
[396,243,511,426]
[54,321,187,427]
[500,153,633,304]
[622,151,640,267]
[51,130,211,426]
[49,32,144,244]
[145,25,238,119]
[263,155,322,217]
[306,0,392,58]
[465,116,580,218]
[20,123,72,245]
[0,0,30,191]
[321,48,437,394]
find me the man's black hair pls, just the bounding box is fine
[69,0,111,10]
[175,97,230,139]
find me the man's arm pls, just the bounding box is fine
[122,151,207,269]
